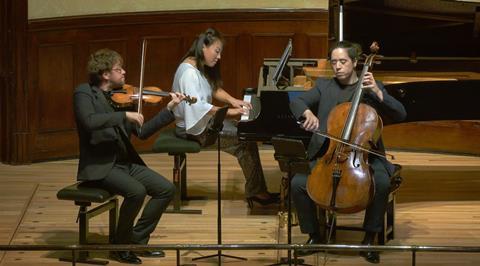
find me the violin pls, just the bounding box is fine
[109,84,197,108]
[110,39,197,119]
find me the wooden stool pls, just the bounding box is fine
[327,164,403,244]
[153,128,202,214]
[57,182,119,265]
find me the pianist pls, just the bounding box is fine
[289,40,406,263]
[172,28,279,207]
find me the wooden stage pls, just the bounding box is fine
[1,148,480,266]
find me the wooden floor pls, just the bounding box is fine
[1,148,480,266]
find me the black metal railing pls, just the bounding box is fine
[2,243,480,266]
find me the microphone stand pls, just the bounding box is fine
[192,130,247,265]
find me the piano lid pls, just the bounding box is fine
[304,66,480,85]
[385,79,480,123]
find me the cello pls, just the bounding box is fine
[306,42,386,214]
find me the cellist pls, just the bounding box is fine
[289,41,406,263]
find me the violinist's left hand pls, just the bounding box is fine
[167,92,186,111]
[362,72,383,101]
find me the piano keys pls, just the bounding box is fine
[240,89,261,122]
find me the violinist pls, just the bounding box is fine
[289,41,406,263]
[73,48,185,264]
[172,28,279,207]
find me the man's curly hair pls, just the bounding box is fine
[87,49,123,86]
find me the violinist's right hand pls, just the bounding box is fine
[126,112,144,126]
[301,109,319,131]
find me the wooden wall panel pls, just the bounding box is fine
[37,45,75,130]
[33,44,77,160]
[219,35,240,98]
[32,131,79,160]
[307,34,329,58]
[1,0,29,164]
[142,36,184,89]
[22,9,329,162]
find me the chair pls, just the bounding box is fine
[57,182,118,265]
[152,128,202,214]
[326,164,403,244]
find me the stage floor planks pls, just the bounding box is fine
[0,149,480,266]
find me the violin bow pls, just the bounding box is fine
[138,39,147,115]
[135,39,148,133]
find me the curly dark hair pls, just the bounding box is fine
[182,28,225,90]
[87,49,123,86]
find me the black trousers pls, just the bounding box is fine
[291,158,390,235]
[90,163,175,244]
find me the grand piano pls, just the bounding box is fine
[238,58,480,156]
[237,49,315,144]
[238,89,312,143]
[238,0,480,155]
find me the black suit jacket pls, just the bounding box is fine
[73,83,175,181]
[290,77,407,175]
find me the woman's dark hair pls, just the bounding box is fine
[182,28,225,90]
[328,40,362,62]
[87,49,123,86]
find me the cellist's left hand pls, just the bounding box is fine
[362,72,383,101]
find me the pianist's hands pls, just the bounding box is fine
[301,109,319,132]
[229,98,253,110]
[227,107,248,118]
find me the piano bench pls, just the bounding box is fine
[326,164,403,245]
[153,128,202,214]
[56,182,118,265]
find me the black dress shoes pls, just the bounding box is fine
[111,251,142,264]
[135,250,166,257]
[360,250,380,264]
[295,236,325,257]
[360,231,380,264]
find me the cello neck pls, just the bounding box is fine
[341,42,380,140]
